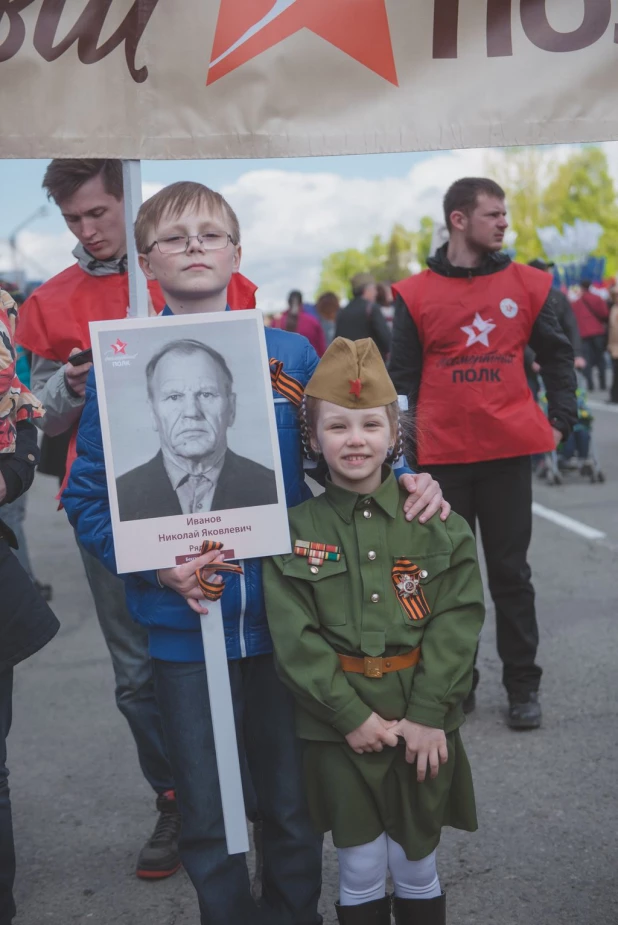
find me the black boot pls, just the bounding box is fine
[393,892,446,924]
[136,789,182,880]
[507,692,542,730]
[335,895,392,923]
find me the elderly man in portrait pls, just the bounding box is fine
[116,339,277,521]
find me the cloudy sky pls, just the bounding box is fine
[2,142,618,312]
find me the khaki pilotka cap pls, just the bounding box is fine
[305,337,397,410]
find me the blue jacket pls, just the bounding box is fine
[64,312,413,663]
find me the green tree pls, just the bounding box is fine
[317,248,368,300]
[486,145,618,273]
[542,147,618,276]
[417,216,435,268]
[381,223,417,282]
[316,223,419,299]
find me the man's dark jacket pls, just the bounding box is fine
[524,288,583,374]
[389,246,578,442]
[335,297,391,358]
[1,422,60,673]
[116,448,278,522]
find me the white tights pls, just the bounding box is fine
[337,833,441,906]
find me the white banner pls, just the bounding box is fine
[1,1,617,159]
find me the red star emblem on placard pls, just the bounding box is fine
[111,339,128,355]
[208,0,398,87]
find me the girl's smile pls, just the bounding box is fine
[314,401,394,495]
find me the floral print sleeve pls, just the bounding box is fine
[0,289,44,454]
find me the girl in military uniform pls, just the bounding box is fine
[263,338,485,925]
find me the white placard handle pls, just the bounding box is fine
[199,599,250,855]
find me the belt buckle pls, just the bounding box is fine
[363,656,383,679]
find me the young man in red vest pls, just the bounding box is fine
[17,159,256,880]
[389,177,577,730]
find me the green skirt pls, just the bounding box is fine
[302,729,477,861]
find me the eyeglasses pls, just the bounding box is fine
[145,232,235,255]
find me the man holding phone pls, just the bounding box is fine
[17,159,256,881]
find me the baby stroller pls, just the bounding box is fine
[537,374,605,485]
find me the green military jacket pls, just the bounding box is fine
[263,470,485,742]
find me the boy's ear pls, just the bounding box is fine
[139,253,156,281]
[232,244,242,273]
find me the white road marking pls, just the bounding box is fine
[532,502,606,541]
[588,400,618,414]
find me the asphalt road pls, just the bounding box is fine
[7,398,618,925]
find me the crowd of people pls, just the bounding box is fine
[0,160,604,925]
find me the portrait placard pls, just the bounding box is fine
[90,310,291,574]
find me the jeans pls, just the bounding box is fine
[425,456,541,699]
[153,654,323,925]
[559,429,591,462]
[582,335,607,390]
[76,539,173,795]
[0,668,15,925]
[0,496,32,579]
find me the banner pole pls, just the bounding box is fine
[122,160,149,319]
[200,601,250,855]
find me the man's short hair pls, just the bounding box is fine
[43,159,124,206]
[580,279,592,291]
[145,339,234,400]
[135,181,241,255]
[288,290,303,306]
[443,178,506,231]
[350,272,376,299]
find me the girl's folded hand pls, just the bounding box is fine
[391,719,448,782]
[345,713,399,754]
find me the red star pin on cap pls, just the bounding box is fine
[349,378,362,398]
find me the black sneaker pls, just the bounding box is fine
[508,693,541,730]
[136,790,182,880]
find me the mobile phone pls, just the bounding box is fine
[67,348,93,367]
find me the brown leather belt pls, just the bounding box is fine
[338,648,420,679]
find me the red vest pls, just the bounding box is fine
[17,265,258,496]
[17,265,257,361]
[393,263,555,466]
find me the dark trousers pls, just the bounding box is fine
[76,539,173,795]
[582,335,607,390]
[153,654,323,925]
[0,668,15,925]
[424,456,541,699]
[610,358,618,404]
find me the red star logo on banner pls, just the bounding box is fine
[111,339,128,355]
[208,0,398,87]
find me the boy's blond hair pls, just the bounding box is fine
[134,181,241,255]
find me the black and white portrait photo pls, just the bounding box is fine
[115,338,277,521]
[91,311,290,574]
